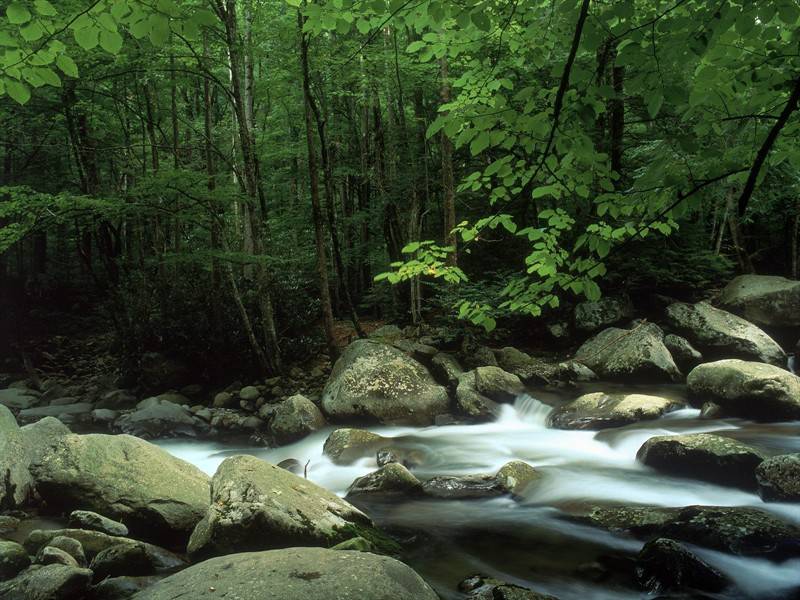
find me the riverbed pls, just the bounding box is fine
[157,385,800,600]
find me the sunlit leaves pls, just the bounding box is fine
[6,4,31,25]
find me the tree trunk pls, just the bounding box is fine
[299,9,339,361]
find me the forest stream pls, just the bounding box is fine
[158,385,800,600]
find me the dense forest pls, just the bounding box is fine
[1,1,800,600]
[1,0,798,376]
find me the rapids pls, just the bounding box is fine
[157,387,800,599]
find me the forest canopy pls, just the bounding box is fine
[0,0,798,375]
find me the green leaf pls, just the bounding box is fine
[74,26,99,50]
[37,67,60,87]
[6,79,30,104]
[56,54,78,77]
[99,30,123,54]
[532,185,558,199]
[470,131,491,156]
[149,14,170,46]
[20,22,44,42]
[34,0,57,16]
[646,92,664,118]
[6,3,32,24]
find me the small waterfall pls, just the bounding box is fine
[509,394,553,426]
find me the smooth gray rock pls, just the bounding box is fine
[719,274,800,328]
[269,394,326,443]
[132,548,438,600]
[665,301,785,366]
[68,510,129,537]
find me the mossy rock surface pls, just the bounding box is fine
[548,392,683,430]
[719,274,800,328]
[187,455,381,560]
[133,547,438,600]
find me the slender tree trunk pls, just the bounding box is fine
[299,9,339,360]
[439,57,457,266]
[726,188,755,273]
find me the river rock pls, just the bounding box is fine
[635,537,729,594]
[0,406,33,509]
[574,295,634,333]
[459,575,559,599]
[345,463,422,499]
[114,397,207,439]
[133,547,439,600]
[756,454,800,501]
[186,455,377,560]
[429,352,464,390]
[548,392,683,430]
[575,323,681,382]
[664,334,703,371]
[0,564,93,599]
[0,388,40,410]
[473,366,525,401]
[686,359,800,420]
[637,433,765,490]
[19,416,70,462]
[93,575,163,600]
[269,394,326,443]
[422,461,540,499]
[239,385,260,402]
[322,428,388,465]
[455,371,499,421]
[18,402,93,423]
[42,537,86,567]
[493,347,551,384]
[0,540,30,580]
[29,433,210,546]
[321,340,450,425]
[90,543,158,581]
[665,301,785,366]
[96,389,138,411]
[68,510,128,537]
[719,274,800,328]
[37,546,80,568]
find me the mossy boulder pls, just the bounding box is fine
[719,274,800,328]
[663,334,703,372]
[114,397,207,439]
[473,366,525,402]
[186,455,379,560]
[756,454,800,501]
[575,323,681,383]
[665,301,785,366]
[635,537,729,594]
[548,392,683,430]
[0,406,33,510]
[686,359,800,420]
[493,347,552,384]
[29,433,210,546]
[0,540,30,581]
[455,371,499,421]
[574,295,633,333]
[0,564,93,599]
[422,460,540,500]
[321,340,450,425]
[322,428,388,465]
[346,463,422,499]
[637,433,765,490]
[269,394,326,444]
[133,547,439,600]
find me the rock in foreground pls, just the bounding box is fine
[29,433,210,546]
[686,359,800,421]
[719,274,800,328]
[133,548,439,600]
[756,454,800,501]
[187,455,378,560]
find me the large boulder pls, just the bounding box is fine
[665,301,785,366]
[575,323,681,382]
[29,433,210,546]
[454,371,499,421]
[346,463,422,499]
[473,366,525,402]
[492,347,551,384]
[637,433,765,490]
[719,274,800,328]
[574,295,633,333]
[635,537,729,594]
[686,359,800,420]
[0,564,92,599]
[133,547,438,600]
[548,392,683,430]
[186,455,378,560]
[0,388,40,410]
[0,406,33,509]
[321,340,449,425]
[322,428,388,465]
[114,397,207,439]
[756,454,800,502]
[663,334,703,372]
[269,394,326,444]
[0,540,30,580]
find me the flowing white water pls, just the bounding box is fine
[157,393,800,599]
